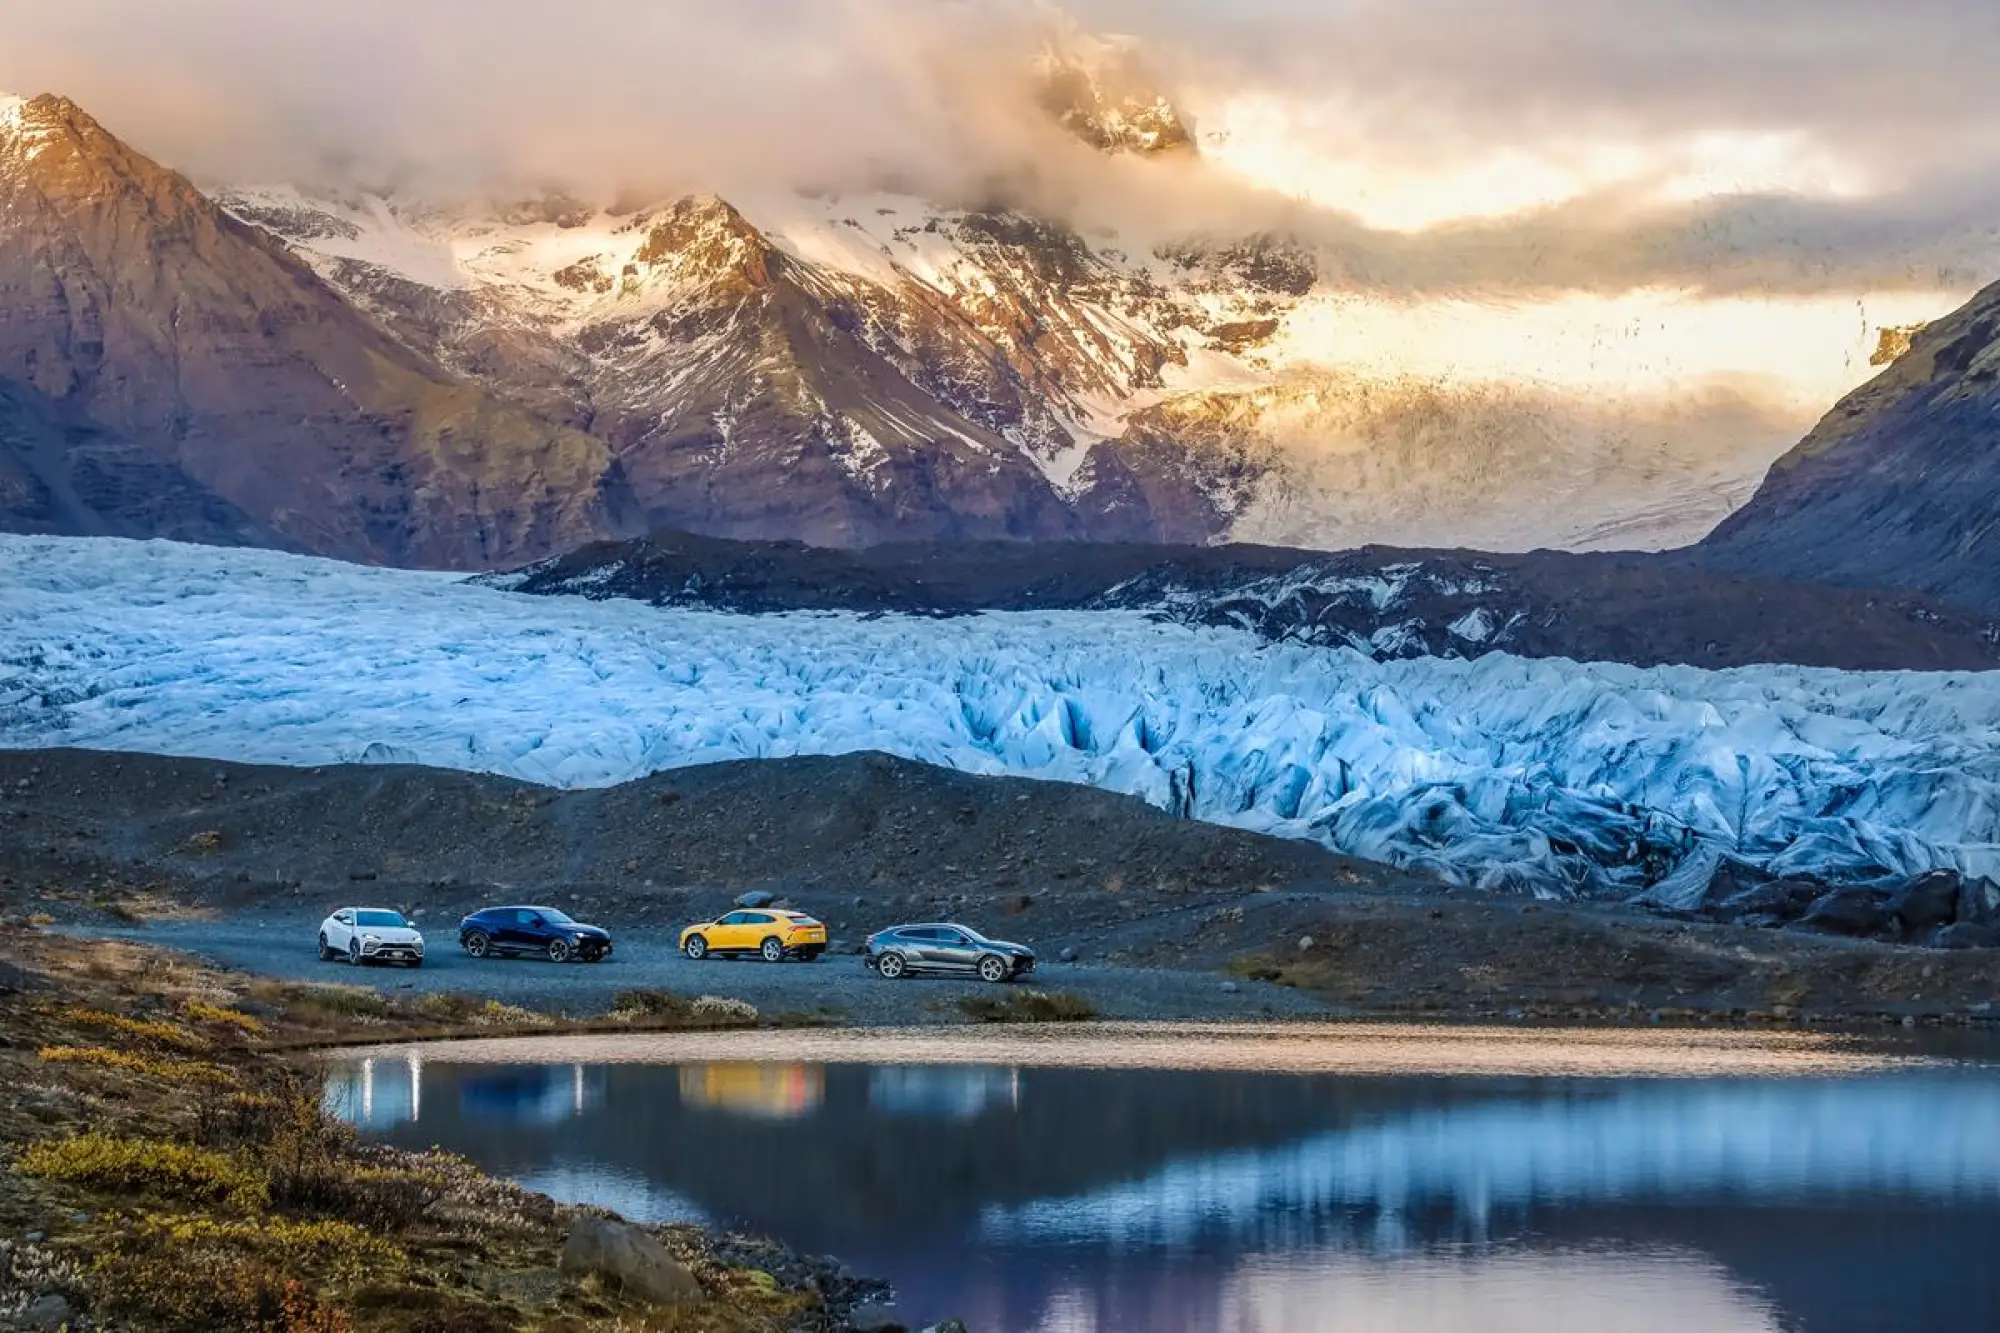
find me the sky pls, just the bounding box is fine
[3,0,1996,343]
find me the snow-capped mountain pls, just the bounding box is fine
[0,17,1985,568]
[0,92,634,567]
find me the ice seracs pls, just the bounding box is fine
[4,536,1999,898]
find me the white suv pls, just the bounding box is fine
[318,907,425,968]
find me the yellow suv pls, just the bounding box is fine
[681,909,828,963]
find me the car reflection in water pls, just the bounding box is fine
[461,1064,605,1124]
[868,1066,1021,1120]
[321,1053,424,1130]
[321,1057,608,1130]
[678,1063,825,1119]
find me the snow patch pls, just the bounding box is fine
[3,536,1999,898]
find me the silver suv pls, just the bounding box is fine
[863,922,1036,983]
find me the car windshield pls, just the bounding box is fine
[533,908,575,925]
[355,910,407,928]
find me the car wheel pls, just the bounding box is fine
[318,933,334,962]
[463,931,490,959]
[875,951,908,980]
[684,935,709,961]
[547,938,574,964]
[760,937,785,963]
[977,954,1011,984]
[347,939,363,967]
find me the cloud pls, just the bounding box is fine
[3,0,1997,300]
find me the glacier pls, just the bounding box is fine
[3,534,1999,896]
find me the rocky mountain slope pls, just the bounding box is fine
[0,93,635,567]
[494,529,2000,672]
[1696,278,2000,614]
[0,23,1970,568]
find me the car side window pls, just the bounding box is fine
[717,911,744,926]
[745,913,773,925]
[336,910,354,925]
[910,928,943,942]
[516,910,539,926]
[940,930,967,945]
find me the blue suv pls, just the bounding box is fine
[459,906,613,963]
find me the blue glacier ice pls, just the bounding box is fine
[3,534,1998,896]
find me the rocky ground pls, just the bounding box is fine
[0,930,916,1332]
[497,530,2000,671]
[5,748,1997,1030]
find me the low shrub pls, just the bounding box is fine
[93,1245,353,1333]
[127,1214,402,1280]
[691,995,759,1024]
[184,1000,268,1037]
[287,987,393,1021]
[956,990,1096,1023]
[610,989,693,1020]
[38,1045,235,1085]
[64,1006,210,1052]
[18,1131,265,1206]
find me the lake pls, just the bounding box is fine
[326,1023,2000,1333]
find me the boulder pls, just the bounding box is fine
[1892,870,1963,931]
[848,1304,909,1332]
[1800,887,1896,938]
[1696,857,1777,912]
[1958,877,2000,927]
[923,1322,971,1333]
[559,1216,704,1306]
[734,890,777,908]
[1714,878,1821,924]
[1931,923,1999,951]
[20,1294,75,1330]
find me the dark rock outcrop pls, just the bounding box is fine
[1696,280,2000,614]
[495,531,2000,673]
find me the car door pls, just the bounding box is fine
[738,912,776,952]
[932,928,980,972]
[708,911,747,951]
[500,909,537,952]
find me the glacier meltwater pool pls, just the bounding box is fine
[326,1024,2000,1333]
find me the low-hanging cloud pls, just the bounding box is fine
[4,0,1999,299]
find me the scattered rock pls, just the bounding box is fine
[1893,870,1962,931]
[1296,934,1315,952]
[558,1216,705,1306]
[1932,923,1999,951]
[20,1294,74,1330]
[1220,980,1240,994]
[1058,946,1079,963]
[1800,887,1895,937]
[923,1321,971,1333]
[347,866,378,882]
[848,1304,908,1332]
[734,889,777,908]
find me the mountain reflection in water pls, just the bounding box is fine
[326,1028,2000,1333]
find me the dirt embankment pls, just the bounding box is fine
[0,746,1411,932]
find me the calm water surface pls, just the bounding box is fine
[327,1024,2000,1333]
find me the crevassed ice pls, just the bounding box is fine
[3,535,1998,895]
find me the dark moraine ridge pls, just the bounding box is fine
[490,530,2000,672]
[0,746,1424,924]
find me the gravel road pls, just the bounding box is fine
[72,913,1335,1027]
